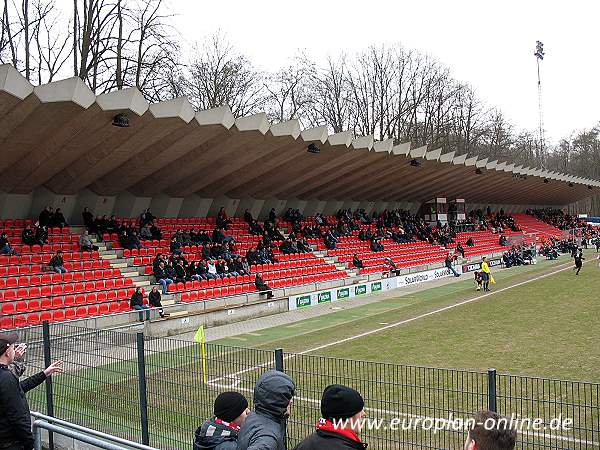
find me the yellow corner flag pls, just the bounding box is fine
[194,324,205,343]
[194,325,208,384]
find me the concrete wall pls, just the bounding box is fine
[0,188,586,223]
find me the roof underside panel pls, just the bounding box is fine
[0,64,597,205]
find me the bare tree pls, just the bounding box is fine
[184,32,264,116]
[263,54,314,124]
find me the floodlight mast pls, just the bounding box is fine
[534,41,545,168]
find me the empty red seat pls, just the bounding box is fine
[0,317,13,329]
[76,306,87,317]
[1,303,15,315]
[14,315,27,327]
[27,313,41,325]
[64,309,76,320]
[87,304,99,316]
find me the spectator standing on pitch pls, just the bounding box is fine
[293,384,367,450]
[194,392,250,450]
[464,410,516,450]
[480,257,491,292]
[236,370,295,450]
[0,332,63,450]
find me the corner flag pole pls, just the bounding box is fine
[194,325,207,384]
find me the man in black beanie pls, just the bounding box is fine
[194,391,250,450]
[293,384,367,449]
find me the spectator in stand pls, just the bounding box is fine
[105,215,121,234]
[499,235,508,246]
[49,250,67,273]
[268,208,277,223]
[130,287,150,322]
[129,230,141,250]
[370,236,384,252]
[255,274,273,299]
[79,230,99,251]
[217,207,232,230]
[244,209,254,224]
[236,370,295,450]
[194,391,250,450]
[293,384,366,450]
[82,207,94,228]
[38,206,53,228]
[352,254,364,269]
[249,219,264,236]
[150,222,162,240]
[34,224,48,245]
[464,410,516,450]
[297,237,311,253]
[445,253,460,277]
[456,242,465,258]
[154,261,173,294]
[53,208,68,229]
[86,212,103,242]
[21,225,36,246]
[0,232,20,256]
[170,236,183,255]
[148,286,167,318]
[324,230,338,250]
[140,224,153,240]
[196,260,210,280]
[152,254,164,273]
[139,208,155,229]
[466,237,475,247]
[207,260,219,279]
[174,259,188,282]
[384,257,400,276]
[0,332,63,450]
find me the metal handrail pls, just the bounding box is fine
[31,412,158,450]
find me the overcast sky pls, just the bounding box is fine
[166,0,599,144]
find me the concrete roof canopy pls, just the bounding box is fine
[0,65,597,206]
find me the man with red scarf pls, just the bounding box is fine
[293,384,367,449]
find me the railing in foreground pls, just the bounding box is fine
[32,412,158,450]
[17,322,600,450]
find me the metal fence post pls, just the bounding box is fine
[42,321,55,450]
[487,368,497,412]
[136,333,150,446]
[275,348,284,372]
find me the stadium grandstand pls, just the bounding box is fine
[1,62,600,450]
[0,62,598,329]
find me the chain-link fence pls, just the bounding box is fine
[17,323,600,449]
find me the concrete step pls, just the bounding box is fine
[134,280,151,287]
[111,262,129,269]
[100,254,118,260]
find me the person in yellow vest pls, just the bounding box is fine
[480,257,491,292]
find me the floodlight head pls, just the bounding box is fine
[307,143,320,154]
[112,113,129,128]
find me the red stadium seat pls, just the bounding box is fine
[0,317,14,329]
[52,310,65,322]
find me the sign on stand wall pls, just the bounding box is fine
[288,265,462,310]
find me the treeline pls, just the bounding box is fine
[1,0,598,178]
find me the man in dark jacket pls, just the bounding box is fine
[236,370,295,450]
[293,384,367,450]
[194,391,250,450]
[0,332,63,450]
